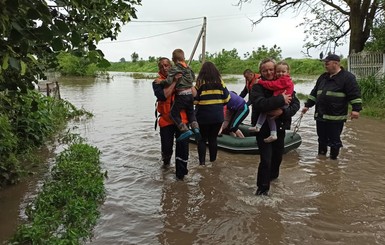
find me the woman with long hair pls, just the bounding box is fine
[194,61,230,165]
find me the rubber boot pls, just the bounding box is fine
[176,123,193,142]
[330,147,340,160]
[318,144,327,155]
[255,188,269,196]
[162,155,171,167]
[190,121,201,141]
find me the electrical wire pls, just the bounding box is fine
[98,24,201,44]
[131,17,204,23]
[99,13,258,44]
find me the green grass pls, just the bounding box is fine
[10,138,106,245]
[129,73,157,80]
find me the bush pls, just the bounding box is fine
[0,90,92,187]
[10,141,106,244]
[358,76,385,118]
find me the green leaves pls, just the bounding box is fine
[20,60,26,75]
[0,90,94,186]
[52,37,64,51]
[2,53,9,70]
[35,25,53,42]
[54,19,69,34]
[9,57,20,70]
[26,8,41,20]
[71,31,81,46]
[11,140,105,244]
[1,0,142,91]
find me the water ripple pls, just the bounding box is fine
[54,75,385,245]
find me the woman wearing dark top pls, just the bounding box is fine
[194,62,230,165]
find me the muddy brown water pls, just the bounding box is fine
[1,73,385,244]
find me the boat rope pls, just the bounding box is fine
[291,113,303,138]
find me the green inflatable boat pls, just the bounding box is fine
[190,124,301,154]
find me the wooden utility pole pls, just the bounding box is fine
[201,17,206,64]
[188,17,207,65]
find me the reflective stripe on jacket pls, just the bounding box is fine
[304,68,362,122]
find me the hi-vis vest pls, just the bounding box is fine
[155,78,188,128]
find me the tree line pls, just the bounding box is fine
[108,45,344,77]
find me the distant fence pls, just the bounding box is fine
[348,52,385,79]
[37,80,61,99]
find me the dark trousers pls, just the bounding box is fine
[256,128,285,191]
[170,94,196,127]
[159,125,189,178]
[316,120,344,149]
[197,123,222,164]
[251,105,257,126]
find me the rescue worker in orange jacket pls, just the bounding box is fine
[152,57,189,180]
[240,69,260,125]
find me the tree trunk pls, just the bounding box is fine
[348,0,376,54]
[349,3,364,53]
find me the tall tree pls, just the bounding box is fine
[365,9,385,51]
[0,0,141,91]
[237,0,384,55]
[131,52,139,62]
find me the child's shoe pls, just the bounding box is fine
[248,126,260,133]
[264,135,278,143]
[190,121,201,141]
[192,128,201,141]
[176,130,193,142]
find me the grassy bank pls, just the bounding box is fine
[357,76,385,119]
[9,138,106,244]
[0,89,105,244]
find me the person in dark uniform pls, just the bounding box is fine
[249,58,300,196]
[302,54,362,160]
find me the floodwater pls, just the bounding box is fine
[1,72,385,244]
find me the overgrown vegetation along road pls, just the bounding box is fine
[0,90,92,187]
[10,138,106,245]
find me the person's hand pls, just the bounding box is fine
[267,108,283,119]
[351,111,360,120]
[302,107,309,114]
[173,73,182,82]
[282,91,292,105]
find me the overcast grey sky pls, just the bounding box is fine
[97,0,349,62]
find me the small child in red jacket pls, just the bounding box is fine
[249,61,294,143]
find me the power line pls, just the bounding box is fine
[130,13,259,23]
[98,13,258,44]
[131,17,204,23]
[99,24,201,44]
